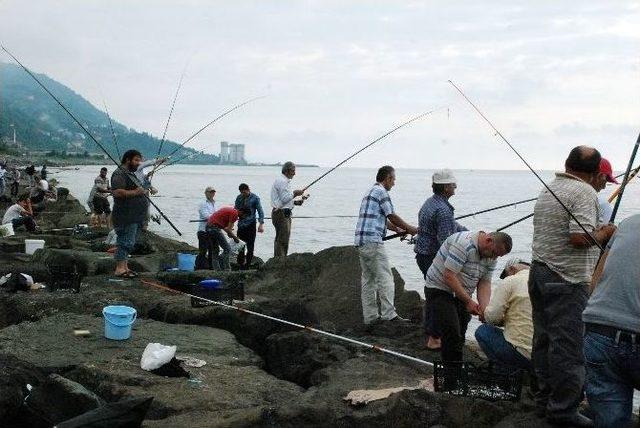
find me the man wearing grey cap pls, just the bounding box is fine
[415,169,467,350]
[475,258,533,373]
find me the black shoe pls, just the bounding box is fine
[547,413,594,427]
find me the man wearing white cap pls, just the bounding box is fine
[475,258,533,373]
[415,169,467,350]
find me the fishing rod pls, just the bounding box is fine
[153,95,267,172]
[383,196,537,241]
[608,165,640,203]
[155,62,189,159]
[448,80,603,251]
[1,45,183,236]
[609,134,640,223]
[140,278,434,368]
[496,212,534,232]
[102,100,121,160]
[188,215,358,223]
[301,107,447,192]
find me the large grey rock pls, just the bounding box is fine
[26,374,103,424]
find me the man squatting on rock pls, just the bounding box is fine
[111,150,148,278]
[425,230,512,362]
[270,161,305,258]
[529,145,616,427]
[414,169,467,350]
[355,165,418,325]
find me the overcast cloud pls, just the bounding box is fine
[0,0,638,169]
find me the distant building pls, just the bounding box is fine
[219,141,246,164]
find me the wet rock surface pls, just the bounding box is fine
[0,194,550,427]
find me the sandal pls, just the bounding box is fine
[115,271,137,279]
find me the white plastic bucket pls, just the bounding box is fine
[0,223,15,237]
[25,239,45,255]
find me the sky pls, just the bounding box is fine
[0,0,638,170]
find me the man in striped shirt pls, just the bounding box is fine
[530,146,616,427]
[425,230,512,362]
[355,165,418,326]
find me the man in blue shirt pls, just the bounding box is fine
[235,183,265,269]
[355,165,417,326]
[415,169,467,350]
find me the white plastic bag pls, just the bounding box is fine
[140,343,177,371]
[229,239,246,257]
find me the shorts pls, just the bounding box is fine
[92,196,111,215]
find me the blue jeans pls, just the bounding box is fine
[475,324,532,373]
[584,331,640,428]
[114,223,142,262]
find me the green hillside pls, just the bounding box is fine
[0,62,218,164]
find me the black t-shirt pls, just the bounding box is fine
[111,166,149,227]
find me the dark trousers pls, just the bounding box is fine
[237,224,257,268]
[10,180,19,196]
[12,216,36,232]
[197,231,219,269]
[584,330,640,428]
[208,226,232,270]
[425,287,471,361]
[417,253,439,338]
[529,262,588,418]
[272,209,291,257]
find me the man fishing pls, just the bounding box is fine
[529,146,616,427]
[235,183,265,269]
[415,169,467,351]
[196,186,217,269]
[425,230,512,362]
[591,158,617,223]
[355,165,418,326]
[111,150,148,279]
[270,161,305,257]
[90,167,112,228]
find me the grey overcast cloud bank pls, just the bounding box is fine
[0,0,638,169]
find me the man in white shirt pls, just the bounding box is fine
[2,194,37,232]
[196,186,218,269]
[270,161,304,257]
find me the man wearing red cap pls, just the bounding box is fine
[592,158,618,223]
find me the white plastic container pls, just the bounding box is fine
[0,223,15,237]
[25,239,45,255]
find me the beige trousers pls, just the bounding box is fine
[358,243,397,324]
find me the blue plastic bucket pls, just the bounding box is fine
[102,305,137,340]
[200,279,222,289]
[177,253,196,271]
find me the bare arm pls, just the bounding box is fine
[224,221,239,241]
[387,213,418,235]
[476,278,492,315]
[112,188,145,199]
[569,226,615,248]
[443,268,480,315]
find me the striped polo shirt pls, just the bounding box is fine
[425,231,496,296]
[532,172,599,284]
[354,183,395,246]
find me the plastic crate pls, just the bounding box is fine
[48,265,82,293]
[190,282,244,308]
[433,361,523,402]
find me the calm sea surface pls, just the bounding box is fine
[54,164,640,295]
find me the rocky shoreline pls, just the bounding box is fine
[0,188,549,427]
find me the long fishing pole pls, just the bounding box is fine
[302,107,447,192]
[608,165,640,203]
[102,100,121,160]
[155,62,189,159]
[609,134,640,223]
[496,212,534,232]
[1,45,183,236]
[140,278,434,368]
[188,214,358,222]
[383,196,537,241]
[154,95,267,172]
[448,80,603,250]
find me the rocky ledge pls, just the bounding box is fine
[0,190,549,427]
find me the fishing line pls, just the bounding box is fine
[1,45,183,236]
[154,95,267,171]
[302,107,448,192]
[156,60,190,159]
[102,100,121,160]
[496,213,534,232]
[608,165,640,203]
[140,279,434,368]
[188,215,358,223]
[448,80,603,250]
